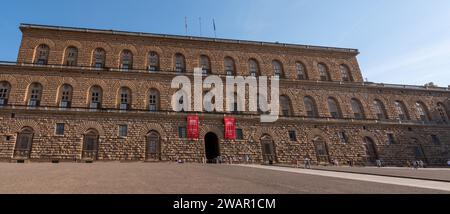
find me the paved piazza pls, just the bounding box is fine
[0,162,449,194]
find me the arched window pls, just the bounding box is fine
[436,102,449,124]
[313,136,330,163]
[27,83,43,107]
[373,99,388,120]
[0,81,11,106]
[340,64,353,82]
[146,131,161,160]
[415,102,430,122]
[363,137,379,163]
[261,134,276,164]
[200,55,211,75]
[304,96,318,117]
[64,46,78,66]
[318,63,330,81]
[93,48,106,68]
[394,101,410,120]
[224,57,236,76]
[174,53,186,73]
[59,84,73,108]
[82,129,99,160]
[35,44,50,65]
[280,95,292,116]
[119,87,131,110]
[248,59,259,77]
[327,97,342,118]
[148,89,160,111]
[296,62,308,80]
[120,50,133,70]
[14,127,34,159]
[148,51,159,71]
[351,98,365,119]
[89,86,102,109]
[272,60,283,78]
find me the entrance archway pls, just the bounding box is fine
[82,129,99,160]
[204,132,220,163]
[261,134,276,164]
[363,136,379,164]
[146,131,161,161]
[14,127,34,159]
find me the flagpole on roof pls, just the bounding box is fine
[184,16,187,36]
[199,17,202,36]
[213,18,217,38]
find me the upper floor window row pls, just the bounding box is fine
[32,44,356,82]
[1,80,448,124]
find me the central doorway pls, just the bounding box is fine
[204,132,220,163]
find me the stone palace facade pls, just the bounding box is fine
[0,23,449,165]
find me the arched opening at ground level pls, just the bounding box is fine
[204,132,220,163]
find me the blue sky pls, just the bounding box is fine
[1,0,450,86]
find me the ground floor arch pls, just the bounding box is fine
[13,127,34,159]
[82,129,99,160]
[204,132,220,163]
[146,130,161,161]
[313,136,330,164]
[363,136,379,164]
[261,134,276,164]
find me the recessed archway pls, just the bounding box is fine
[204,132,220,163]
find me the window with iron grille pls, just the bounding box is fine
[148,52,159,71]
[149,90,159,111]
[395,101,409,120]
[175,54,185,73]
[272,60,282,78]
[55,123,65,135]
[318,63,329,81]
[0,82,10,105]
[249,59,259,77]
[338,132,348,144]
[373,100,387,120]
[60,84,72,108]
[288,131,297,141]
[120,50,133,70]
[35,44,49,65]
[431,135,440,145]
[340,65,353,82]
[225,57,235,76]
[119,125,128,137]
[236,129,244,140]
[94,48,106,68]
[65,47,78,66]
[178,126,187,138]
[387,133,396,145]
[296,62,307,80]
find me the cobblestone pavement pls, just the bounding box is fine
[241,165,450,192]
[309,165,450,182]
[0,162,448,194]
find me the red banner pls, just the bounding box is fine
[224,117,236,140]
[187,115,199,139]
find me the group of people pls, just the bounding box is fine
[407,160,425,169]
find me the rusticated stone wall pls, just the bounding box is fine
[17,26,364,82]
[0,109,449,166]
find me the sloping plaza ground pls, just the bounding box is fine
[0,162,449,194]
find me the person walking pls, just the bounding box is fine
[418,160,424,168]
[304,157,311,169]
[376,159,382,168]
[413,160,419,170]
